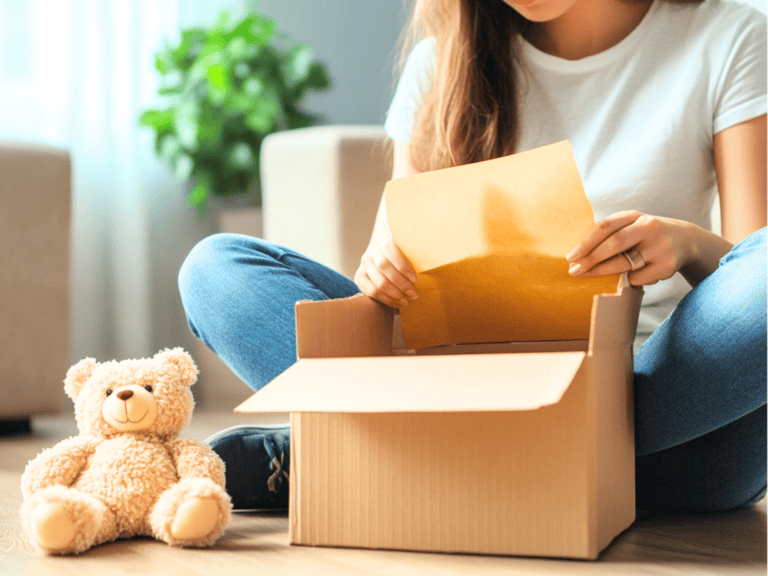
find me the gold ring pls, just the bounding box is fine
[621,248,646,271]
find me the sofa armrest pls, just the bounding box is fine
[260,126,391,280]
[0,141,71,418]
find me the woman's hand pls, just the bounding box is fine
[565,211,697,286]
[355,231,419,308]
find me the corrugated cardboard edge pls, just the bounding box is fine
[587,273,644,557]
[289,412,301,544]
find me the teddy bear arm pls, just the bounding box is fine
[165,438,225,487]
[21,436,99,499]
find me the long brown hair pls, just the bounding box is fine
[396,0,702,173]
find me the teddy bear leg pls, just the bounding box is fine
[21,486,107,555]
[149,477,232,547]
[169,497,221,540]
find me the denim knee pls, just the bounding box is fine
[719,226,766,267]
[178,233,254,338]
[179,232,274,294]
[179,233,225,301]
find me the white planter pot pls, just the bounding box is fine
[217,205,263,238]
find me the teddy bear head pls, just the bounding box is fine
[63,348,199,439]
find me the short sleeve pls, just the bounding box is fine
[712,8,767,134]
[384,38,436,143]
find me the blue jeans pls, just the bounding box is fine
[178,228,767,513]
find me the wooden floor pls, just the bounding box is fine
[1,410,765,576]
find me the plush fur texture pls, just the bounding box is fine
[20,348,232,555]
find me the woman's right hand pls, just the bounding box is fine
[354,231,419,308]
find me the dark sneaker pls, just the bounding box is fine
[204,424,290,510]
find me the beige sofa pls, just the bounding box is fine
[260,125,391,280]
[0,141,71,427]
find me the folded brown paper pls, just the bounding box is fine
[385,140,619,349]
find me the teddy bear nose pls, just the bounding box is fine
[117,390,134,401]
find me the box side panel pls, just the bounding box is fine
[295,295,394,359]
[589,349,637,553]
[586,278,641,554]
[291,369,594,558]
[588,279,643,353]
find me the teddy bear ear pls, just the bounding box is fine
[155,347,198,386]
[64,358,98,400]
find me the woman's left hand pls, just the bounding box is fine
[565,211,696,286]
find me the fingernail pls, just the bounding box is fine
[406,290,418,300]
[409,274,418,283]
[399,299,408,306]
[566,249,578,261]
[568,263,582,275]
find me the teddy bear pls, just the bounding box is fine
[20,348,232,555]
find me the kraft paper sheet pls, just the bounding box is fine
[385,140,618,350]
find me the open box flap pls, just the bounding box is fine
[235,350,587,414]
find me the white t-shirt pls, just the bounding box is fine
[384,0,767,337]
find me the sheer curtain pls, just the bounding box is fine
[0,0,223,364]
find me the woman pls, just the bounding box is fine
[179,0,766,513]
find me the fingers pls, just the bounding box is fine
[355,234,418,309]
[574,248,672,286]
[568,214,682,286]
[355,270,408,308]
[567,219,647,276]
[380,235,417,284]
[566,211,643,264]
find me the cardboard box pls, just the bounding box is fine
[236,272,643,559]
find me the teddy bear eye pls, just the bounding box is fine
[145,385,153,393]
[106,389,113,396]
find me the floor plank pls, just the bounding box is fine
[1,410,764,576]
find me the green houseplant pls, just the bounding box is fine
[139,9,330,215]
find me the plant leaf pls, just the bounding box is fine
[154,53,168,74]
[227,36,248,59]
[245,95,279,133]
[284,107,314,130]
[284,44,313,86]
[229,16,257,43]
[174,102,199,150]
[229,89,256,112]
[139,109,174,130]
[188,181,208,206]
[159,133,181,160]
[175,153,194,180]
[206,63,228,89]
[243,77,263,96]
[250,16,276,45]
[227,141,256,170]
[214,9,230,32]
[306,62,330,90]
